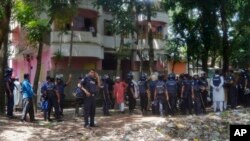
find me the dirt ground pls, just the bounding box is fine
[0,108,166,141]
[0,107,249,141]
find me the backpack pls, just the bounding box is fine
[72,87,84,98]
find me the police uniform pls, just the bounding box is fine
[101,79,111,116]
[138,79,148,114]
[155,80,167,116]
[181,79,193,115]
[127,80,136,114]
[46,81,60,121]
[199,76,208,107]
[192,79,202,115]
[41,81,49,120]
[56,81,67,115]
[149,80,157,114]
[166,79,177,114]
[4,75,15,117]
[81,75,98,127]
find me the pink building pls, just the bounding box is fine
[10,0,170,85]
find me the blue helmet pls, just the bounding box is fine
[168,73,175,80]
[140,73,147,81]
[127,72,133,80]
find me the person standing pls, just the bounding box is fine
[138,73,149,115]
[192,74,203,115]
[166,73,178,114]
[4,68,15,118]
[55,74,72,116]
[74,77,85,117]
[126,72,138,114]
[210,70,225,112]
[13,78,22,111]
[81,69,100,128]
[47,77,61,122]
[21,74,35,122]
[101,74,112,116]
[113,76,127,113]
[181,74,193,115]
[149,74,158,114]
[154,73,169,117]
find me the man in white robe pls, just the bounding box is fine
[210,70,225,112]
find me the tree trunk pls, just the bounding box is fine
[68,28,74,68]
[201,50,209,73]
[147,0,154,74]
[220,1,229,73]
[0,1,11,114]
[116,35,124,77]
[33,41,43,112]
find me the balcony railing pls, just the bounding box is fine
[51,31,101,45]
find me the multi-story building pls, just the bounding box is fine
[10,0,171,84]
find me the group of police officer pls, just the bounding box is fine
[4,66,250,127]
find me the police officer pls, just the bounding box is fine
[238,69,247,106]
[243,69,250,107]
[199,72,209,108]
[40,76,50,116]
[225,70,238,109]
[138,73,148,115]
[166,73,177,114]
[55,74,72,116]
[81,69,100,128]
[46,77,61,122]
[154,73,169,117]
[106,75,115,109]
[4,68,15,118]
[127,72,137,115]
[181,74,193,115]
[101,74,111,116]
[192,73,203,115]
[149,74,158,114]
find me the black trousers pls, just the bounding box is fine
[194,92,202,115]
[128,93,136,112]
[59,94,65,115]
[6,93,14,117]
[48,93,60,120]
[140,93,148,112]
[103,98,110,115]
[21,98,35,121]
[75,97,84,117]
[168,93,177,113]
[84,96,96,126]
[182,95,193,115]
[229,86,238,109]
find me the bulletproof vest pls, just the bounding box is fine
[84,76,98,94]
[192,79,200,91]
[57,82,65,95]
[149,80,157,93]
[200,78,208,87]
[138,80,147,94]
[46,82,55,94]
[212,75,221,87]
[4,76,14,91]
[156,81,165,95]
[183,80,192,93]
[166,80,177,94]
[127,81,135,95]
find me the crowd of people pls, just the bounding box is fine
[3,67,250,129]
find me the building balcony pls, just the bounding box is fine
[51,31,102,45]
[78,0,101,13]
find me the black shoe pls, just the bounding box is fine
[90,124,98,127]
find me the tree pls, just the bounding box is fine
[0,0,12,114]
[95,0,136,76]
[14,0,78,111]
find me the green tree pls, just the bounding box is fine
[95,0,136,76]
[14,0,78,111]
[0,0,12,114]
